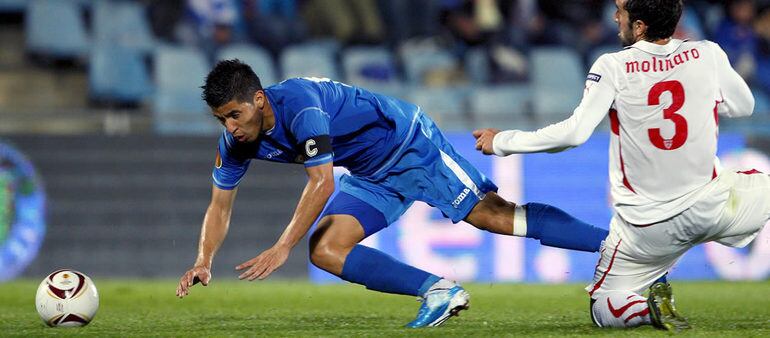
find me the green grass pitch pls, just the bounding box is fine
[1,279,768,337]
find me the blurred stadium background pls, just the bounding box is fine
[1,0,770,289]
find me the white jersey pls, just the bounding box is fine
[493,39,755,224]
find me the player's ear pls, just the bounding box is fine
[633,20,647,39]
[253,90,264,109]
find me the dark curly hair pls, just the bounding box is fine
[625,0,683,41]
[201,59,263,109]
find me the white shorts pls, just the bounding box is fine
[586,170,770,297]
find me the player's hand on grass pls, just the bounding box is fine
[236,245,290,281]
[176,265,211,298]
[472,128,501,155]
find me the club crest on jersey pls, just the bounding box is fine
[215,150,222,168]
[587,73,602,82]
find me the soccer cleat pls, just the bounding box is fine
[405,284,470,328]
[647,282,691,332]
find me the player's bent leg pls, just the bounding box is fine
[464,192,608,252]
[586,218,691,331]
[319,185,470,327]
[387,117,605,253]
[712,171,770,248]
[311,214,469,327]
[310,214,439,296]
[590,291,651,328]
[308,215,365,275]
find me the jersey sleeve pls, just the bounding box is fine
[279,79,334,167]
[492,53,617,155]
[290,107,333,167]
[212,132,251,190]
[708,41,755,118]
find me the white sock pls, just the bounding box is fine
[429,278,457,292]
[513,204,528,236]
[591,291,651,328]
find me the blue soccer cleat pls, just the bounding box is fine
[405,284,470,328]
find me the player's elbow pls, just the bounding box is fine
[725,98,755,118]
[743,94,756,117]
[726,87,756,118]
[566,132,591,148]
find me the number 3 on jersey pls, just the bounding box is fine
[648,80,687,150]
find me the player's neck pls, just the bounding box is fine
[637,36,672,46]
[262,102,275,131]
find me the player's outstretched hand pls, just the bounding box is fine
[176,265,211,298]
[472,128,501,155]
[236,245,290,281]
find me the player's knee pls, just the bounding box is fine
[308,230,344,271]
[309,226,329,265]
[590,291,650,328]
[308,240,337,269]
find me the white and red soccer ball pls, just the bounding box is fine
[35,269,99,327]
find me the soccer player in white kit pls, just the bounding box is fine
[473,0,765,331]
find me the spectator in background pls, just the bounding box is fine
[673,7,707,41]
[686,0,729,36]
[377,0,441,46]
[301,0,385,44]
[147,0,186,43]
[243,0,307,56]
[714,0,759,80]
[440,0,503,50]
[178,0,238,60]
[534,0,615,54]
[439,0,528,83]
[755,5,770,95]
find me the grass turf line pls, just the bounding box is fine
[1,280,768,337]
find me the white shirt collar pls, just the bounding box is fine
[626,39,686,56]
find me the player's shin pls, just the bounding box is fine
[521,203,608,252]
[339,245,439,296]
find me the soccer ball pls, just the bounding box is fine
[35,269,99,327]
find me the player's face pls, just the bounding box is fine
[614,0,636,47]
[212,91,266,143]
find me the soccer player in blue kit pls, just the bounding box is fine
[176,60,609,327]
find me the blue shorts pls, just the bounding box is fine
[320,113,497,236]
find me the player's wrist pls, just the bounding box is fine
[274,239,294,251]
[193,257,212,269]
[492,130,516,156]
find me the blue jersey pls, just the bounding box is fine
[213,78,421,190]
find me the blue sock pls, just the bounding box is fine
[524,202,608,252]
[340,245,440,296]
[417,275,442,296]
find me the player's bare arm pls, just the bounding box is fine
[176,185,237,298]
[236,162,334,281]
